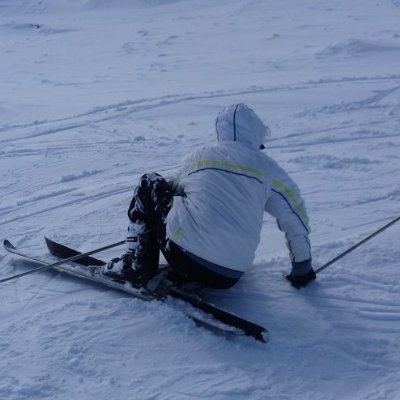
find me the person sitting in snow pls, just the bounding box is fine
[103,103,316,289]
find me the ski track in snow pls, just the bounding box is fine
[1,0,400,399]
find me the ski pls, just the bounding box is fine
[3,238,268,343]
[3,239,153,300]
[44,237,267,342]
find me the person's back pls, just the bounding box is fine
[103,103,316,290]
[166,104,272,274]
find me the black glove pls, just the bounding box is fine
[286,259,316,289]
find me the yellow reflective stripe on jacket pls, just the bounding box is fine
[272,179,309,224]
[174,226,182,239]
[191,160,263,178]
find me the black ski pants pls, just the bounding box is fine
[127,173,239,289]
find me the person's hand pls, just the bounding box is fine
[286,269,316,288]
[286,260,316,289]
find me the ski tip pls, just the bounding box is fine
[3,239,16,250]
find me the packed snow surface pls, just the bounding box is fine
[1,0,400,399]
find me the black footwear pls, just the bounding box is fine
[102,254,154,288]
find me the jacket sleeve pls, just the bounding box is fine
[264,161,311,263]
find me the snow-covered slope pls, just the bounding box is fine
[1,1,400,399]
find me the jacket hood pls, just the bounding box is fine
[215,104,269,150]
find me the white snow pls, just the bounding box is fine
[1,0,400,399]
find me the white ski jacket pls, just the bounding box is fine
[166,104,311,275]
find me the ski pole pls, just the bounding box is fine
[1,239,125,284]
[315,215,400,274]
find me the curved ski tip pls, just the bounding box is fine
[3,240,16,250]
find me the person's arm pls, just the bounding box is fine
[264,165,315,288]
